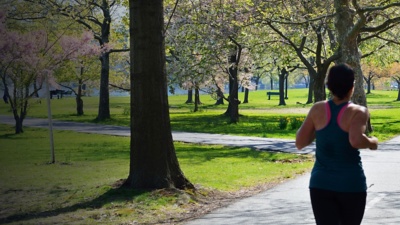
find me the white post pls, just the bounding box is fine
[45,75,55,163]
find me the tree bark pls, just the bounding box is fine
[96,52,111,120]
[270,76,274,90]
[125,0,193,190]
[306,76,314,104]
[334,0,366,106]
[194,88,201,105]
[397,81,400,101]
[254,76,260,90]
[215,88,224,105]
[278,68,286,106]
[313,69,327,102]
[224,53,240,123]
[15,115,24,134]
[185,89,193,103]
[366,79,371,94]
[76,75,84,116]
[243,88,249,103]
[284,74,288,99]
[193,88,201,112]
[76,96,84,116]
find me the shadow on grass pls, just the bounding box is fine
[170,113,301,138]
[176,144,306,165]
[0,133,20,139]
[0,181,145,224]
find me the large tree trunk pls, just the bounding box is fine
[125,0,193,190]
[334,0,366,107]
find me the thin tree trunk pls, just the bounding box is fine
[193,88,201,112]
[96,52,110,121]
[243,88,249,103]
[366,79,371,94]
[125,0,193,189]
[194,88,201,105]
[224,53,240,123]
[254,77,260,90]
[185,89,193,103]
[306,76,314,104]
[215,88,224,105]
[270,77,273,90]
[397,82,400,101]
[278,68,286,106]
[76,74,84,116]
[313,71,326,102]
[284,74,288,99]
[15,116,23,134]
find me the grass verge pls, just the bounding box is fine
[0,124,313,224]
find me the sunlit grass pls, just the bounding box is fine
[1,89,399,141]
[0,124,312,224]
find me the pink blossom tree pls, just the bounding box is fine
[0,11,99,133]
[55,33,101,115]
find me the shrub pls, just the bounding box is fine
[278,117,289,130]
[289,117,304,130]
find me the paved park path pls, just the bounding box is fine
[1,115,400,224]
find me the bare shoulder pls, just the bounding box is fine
[347,103,369,121]
[310,101,326,114]
[347,102,368,114]
[310,100,327,111]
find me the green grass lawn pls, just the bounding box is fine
[0,124,312,224]
[1,88,397,141]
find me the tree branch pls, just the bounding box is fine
[164,0,179,36]
[109,48,130,54]
[109,83,130,92]
[358,2,400,13]
[361,43,388,59]
[361,17,400,33]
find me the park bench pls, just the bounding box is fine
[50,89,73,99]
[266,91,280,100]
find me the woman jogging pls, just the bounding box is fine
[295,63,378,225]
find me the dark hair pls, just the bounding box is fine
[326,64,355,100]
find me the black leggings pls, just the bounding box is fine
[310,188,367,225]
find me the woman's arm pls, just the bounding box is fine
[296,110,316,150]
[348,107,378,150]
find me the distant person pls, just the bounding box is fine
[295,63,378,225]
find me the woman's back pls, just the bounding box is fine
[310,100,366,192]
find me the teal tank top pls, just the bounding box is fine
[309,100,367,192]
